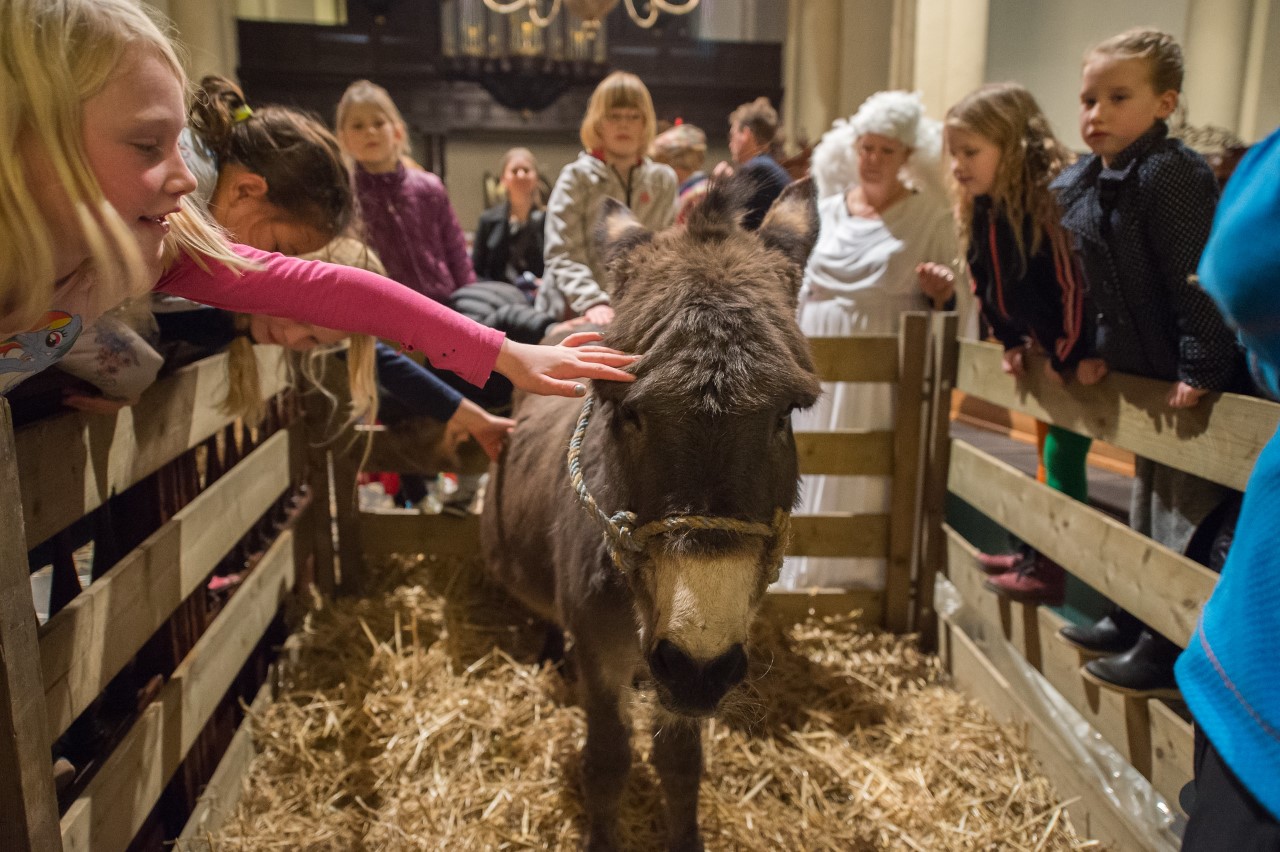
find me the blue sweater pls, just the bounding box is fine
[1175,126,1280,821]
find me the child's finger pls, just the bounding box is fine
[576,363,637,383]
[573,351,640,367]
[563,344,638,358]
[559,331,605,348]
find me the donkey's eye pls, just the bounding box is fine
[776,405,796,432]
[618,403,642,431]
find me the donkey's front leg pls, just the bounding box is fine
[578,654,634,852]
[651,714,704,852]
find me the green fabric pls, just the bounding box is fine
[1043,425,1090,502]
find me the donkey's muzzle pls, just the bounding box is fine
[648,639,748,716]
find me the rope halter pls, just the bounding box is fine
[566,394,792,581]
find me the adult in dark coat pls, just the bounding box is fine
[721,97,792,230]
[472,147,545,285]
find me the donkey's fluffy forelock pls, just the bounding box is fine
[600,182,820,416]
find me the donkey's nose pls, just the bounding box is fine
[649,640,748,714]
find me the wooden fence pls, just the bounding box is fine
[0,347,316,852]
[936,339,1280,851]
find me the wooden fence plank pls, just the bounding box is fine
[884,314,929,632]
[955,339,1278,491]
[948,439,1217,647]
[39,428,292,741]
[0,401,63,852]
[916,313,960,647]
[17,347,287,546]
[177,678,274,845]
[809,335,900,383]
[59,530,296,852]
[787,513,889,558]
[1149,699,1194,812]
[761,589,883,627]
[794,430,894,476]
[360,511,483,559]
[944,525,1041,665]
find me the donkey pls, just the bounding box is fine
[480,180,821,852]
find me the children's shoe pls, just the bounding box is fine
[1080,630,1181,699]
[976,544,1034,576]
[1057,607,1141,654]
[983,554,1065,605]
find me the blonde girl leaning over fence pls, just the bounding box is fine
[0,0,637,400]
[932,82,1103,606]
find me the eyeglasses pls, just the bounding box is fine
[604,110,645,125]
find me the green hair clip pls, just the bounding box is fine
[232,104,254,123]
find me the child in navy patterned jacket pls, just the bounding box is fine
[1050,28,1244,697]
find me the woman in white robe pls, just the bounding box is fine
[777,91,973,590]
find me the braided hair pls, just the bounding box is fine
[190,75,353,240]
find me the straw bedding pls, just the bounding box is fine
[196,554,1101,851]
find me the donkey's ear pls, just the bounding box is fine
[594,197,656,301]
[757,177,819,270]
[594,197,654,270]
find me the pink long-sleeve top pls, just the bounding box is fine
[0,244,503,396]
[157,245,502,387]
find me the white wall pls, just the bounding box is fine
[983,0,1190,149]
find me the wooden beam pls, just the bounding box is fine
[884,313,929,633]
[916,313,960,648]
[809,335,900,383]
[955,339,1278,491]
[787,512,890,558]
[17,347,287,546]
[360,510,483,559]
[949,439,1217,646]
[940,600,1178,852]
[1149,699,1194,813]
[0,401,62,852]
[944,525,1041,665]
[39,428,292,741]
[762,588,883,627]
[794,429,895,476]
[60,530,296,852]
[177,678,274,844]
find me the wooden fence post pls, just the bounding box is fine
[0,400,63,852]
[883,313,930,633]
[916,312,959,650]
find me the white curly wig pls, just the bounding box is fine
[811,90,945,201]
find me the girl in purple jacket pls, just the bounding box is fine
[336,80,475,304]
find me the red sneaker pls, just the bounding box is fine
[976,547,1033,575]
[983,554,1065,606]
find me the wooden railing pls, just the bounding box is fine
[937,338,1280,851]
[0,347,315,852]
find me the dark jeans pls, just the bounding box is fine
[1181,727,1280,850]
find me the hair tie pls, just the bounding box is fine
[232,104,254,124]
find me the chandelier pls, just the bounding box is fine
[481,0,701,32]
[440,0,700,112]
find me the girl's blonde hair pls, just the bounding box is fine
[1087,28,1184,94]
[335,79,410,157]
[0,0,245,335]
[945,82,1076,269]
[579,71,657,153]
[222,235,381,431]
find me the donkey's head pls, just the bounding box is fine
[589,180,821,716]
